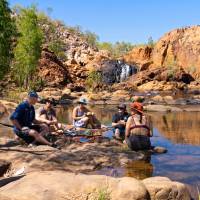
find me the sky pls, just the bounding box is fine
[8,0,200,44]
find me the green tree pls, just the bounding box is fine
[83,30,99,47]
[113,41,133,57]
[0,0,16,80]
[97,42,113,52]
[13,5,43,88]
[147,36,154,47]
[97,41,133,58]
[37,11,66,60]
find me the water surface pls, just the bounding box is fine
[1,105,200,199]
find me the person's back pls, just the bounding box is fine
[10,100,35,130]
[129,114,150,137]
[125,102,151,151]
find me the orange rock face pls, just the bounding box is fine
[124,46,153,70]
[38,48,70,87]
[153,26,200,78]
[124,26,200,79]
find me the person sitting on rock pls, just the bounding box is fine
[112,104,130,140]
[36,98,62,134]
[10,91,57,147]
[72,98,100,129]
[125,102,152,151]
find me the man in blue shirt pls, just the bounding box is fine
[10,91,55,146]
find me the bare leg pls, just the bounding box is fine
[28,130,52,146]
[87,116,97,128]
[115,128,121,139]
[39,123,50,136]
[79,117,90,127]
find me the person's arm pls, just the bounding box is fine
[33,118,44,124]
[112,116,125,127]
[34,116,54,125]
[146,115,153,137]
[72,107,84,120]
[11,119,22,130]
[10,104,23,130]
[125,117,132,138]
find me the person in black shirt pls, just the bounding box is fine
[112,104,130,140]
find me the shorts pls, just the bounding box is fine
[74,120,86,128]
[126,135,151,151]
[14,125,42,144]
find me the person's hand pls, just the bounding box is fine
[21,127,30,133]
[86,112,94,116]
[46,120,53,125]
[52,119,58,124]
[119,120,126,125]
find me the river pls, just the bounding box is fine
[1,104,200,199]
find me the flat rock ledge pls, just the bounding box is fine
[0,138,145,174]
[0,171,191,200]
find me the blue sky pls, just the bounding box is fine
[8,0,200,44]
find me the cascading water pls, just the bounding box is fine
[102,60,138,84]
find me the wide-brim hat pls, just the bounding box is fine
[130,102,144,114]
[78,98,88,105]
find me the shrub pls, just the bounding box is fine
[86,71,102,91]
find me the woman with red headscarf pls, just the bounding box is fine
[125,102,152,151]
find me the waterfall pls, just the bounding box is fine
[118,61,138,82]
[101,60,138,84]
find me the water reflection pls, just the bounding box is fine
[125,158,153,180]
[151,112,200,145]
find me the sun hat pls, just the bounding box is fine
[130,102,143,114]
[78,98,88,105]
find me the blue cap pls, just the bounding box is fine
[28,91,39,98]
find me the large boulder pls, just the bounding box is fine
[0,171,149,200]
[0,172,191,200]
[143,177,191,200]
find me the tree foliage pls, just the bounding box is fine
[97,41,134,58]
[13,5,43,88]
[37,11,66,60]
[0,0,16,80]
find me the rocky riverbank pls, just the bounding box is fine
[0,98,195,200]
[0,170,191,200]
[0,136,191,200]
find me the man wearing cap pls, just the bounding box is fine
[112,104,130,140]
[36,98,62,134]
[10,91,55,146]
[72,98,100,128]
